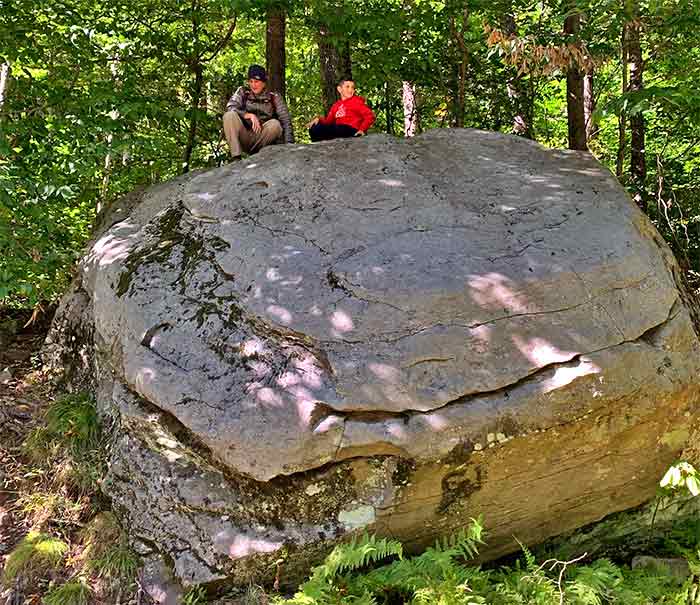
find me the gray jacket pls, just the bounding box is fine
[226,86,295,144]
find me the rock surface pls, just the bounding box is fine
[48,129,700,587]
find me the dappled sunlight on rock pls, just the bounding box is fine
[90,229,135,267]
[214,531,283,559]
[249,360,271,378]
[254,387,284,407]
[378,178,404,187]
[512,335,577,366]
[134,367,156,391]
[424,413,449,431]
[314,414,343,434]
[470,324,492,345]
[541,357,600,391]
[330,309,354,334]
[266,304,292,325]
[240,338,265,357]
[367,362,401,382]
[266,267,281,281]
[295,398,316,427]
[468,272,528,313]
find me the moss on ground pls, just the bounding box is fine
[2,532,68,586]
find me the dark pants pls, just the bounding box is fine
[309,123,358,142]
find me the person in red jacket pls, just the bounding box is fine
[307,78,375,141]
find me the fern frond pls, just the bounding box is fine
[514,538,538,573]
[427,517,486,565]
[565,559,622,605]
[346,590,377,605]
[321,534,403,579]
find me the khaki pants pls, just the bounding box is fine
[223,111,282,158]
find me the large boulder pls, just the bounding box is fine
[47,129,700,587]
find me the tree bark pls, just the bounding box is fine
[583,65,596,140]
[616,24,628,178]
[385,82,395,135]
[183,63,203,174]
[564,10,587,150]
[0,62,10,119]
[177,10,236,174]
[99,56,121,214]
[402,81,419,137]
[499,11,533,138]
[266,6,286,96]
[627,0,647,211]
[449,7,469,128]
[318,23,351,113]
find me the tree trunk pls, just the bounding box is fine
[266,6,286,96]
[385,82,395,135]
[500,11,533,138]
[449,7,469,128]
[183,63,203,174]
[616,24,628,178]
[318,24,351,113]
[627,0,647,211]
[564,10,587,150]
[0,62,10,118]
[99,56,122,213]
[583,65,596,140]
[402,81,419,137]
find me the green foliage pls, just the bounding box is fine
[25,392,101,461]
[278,513,700,605]
[291,533,404,605]
[80,512,140,585]
[88,540,140,582]
[2,0,700,307]
[317,533,405,579]
[183,585,209,605]
[19,393,106,528]
[43,579,92,605]
[2,531,69,586]
[285,519,484,605]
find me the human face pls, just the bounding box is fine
[248,78,266,95]
[337,80,355,100]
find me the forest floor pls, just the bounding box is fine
[0,306,138,604]
[0,307,59,602]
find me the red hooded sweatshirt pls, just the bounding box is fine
[319,95,375,132]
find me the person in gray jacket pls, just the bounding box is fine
[223,65,294,160]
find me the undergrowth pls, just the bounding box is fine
[2,392,139,602]
[43,579,92,605]
[2,531,68,586]
[272,516,700,605]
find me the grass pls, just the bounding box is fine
[84,536,140,585]
[79,512,140,587]
[2,531,68,586]
[24,392,101,461]
[183,585,208,605]
[17,491,90,528]
[43,579,92,605]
